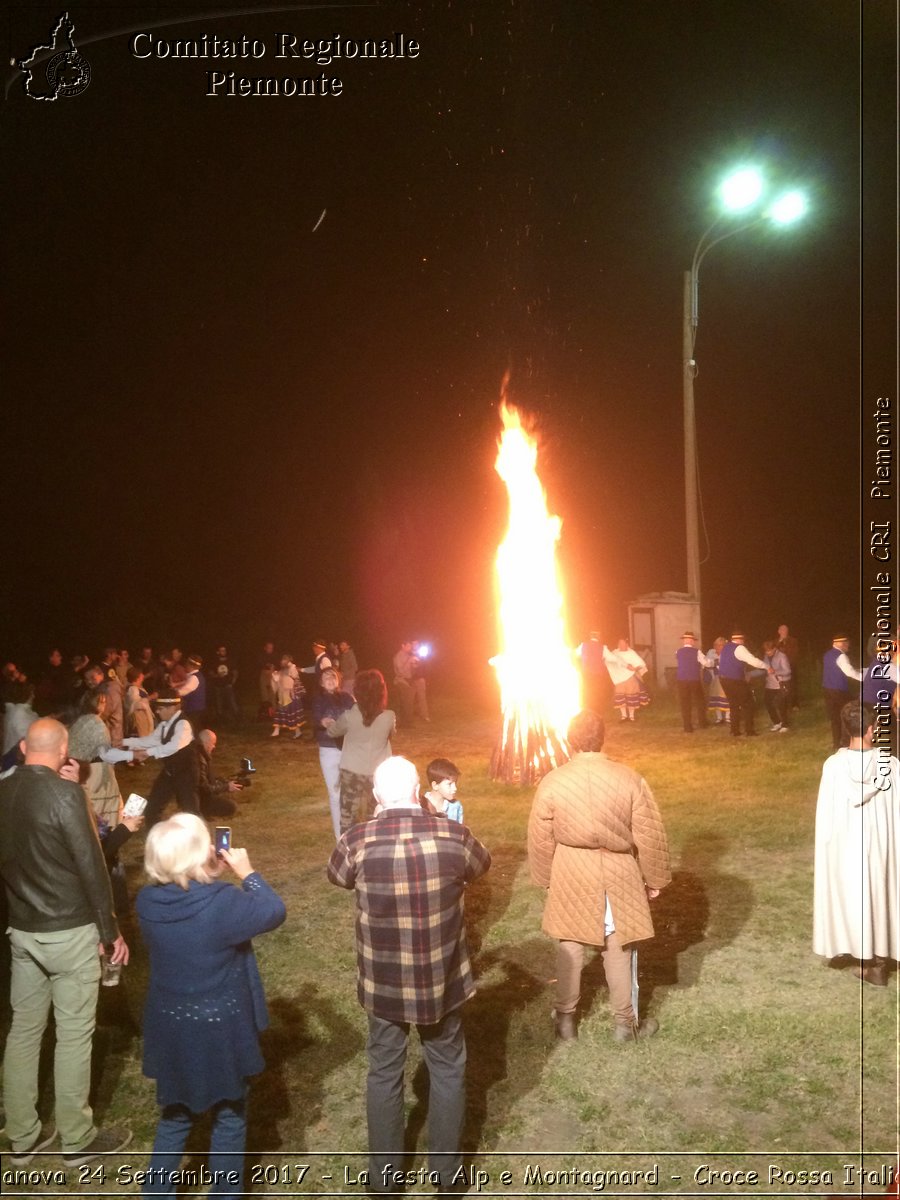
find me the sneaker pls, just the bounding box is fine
[62,1127,132,1167]
[612,1017,659,1043]
[769,723,782,732]
[7,1123,56,1166]
[778,726,789,733]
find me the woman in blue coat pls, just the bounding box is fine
[137,813,286,1198]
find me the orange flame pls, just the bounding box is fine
[490,383,581,783]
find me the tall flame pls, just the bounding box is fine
[490,385,582,783]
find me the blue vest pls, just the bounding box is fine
[862,659,897,705]
[676,645,701,682]
[182,672,207,713]
[822,648,849,692]
[718,641,744,681]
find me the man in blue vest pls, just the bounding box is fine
[675,632,712,733]
[175,655,207,732]
[821,636,863,750]
[717,631,772,737]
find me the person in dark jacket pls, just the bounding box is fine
[137,813,285,1199]
[0,718,131,1166]
[193,728,242,819]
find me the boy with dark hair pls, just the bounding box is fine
[422,757,463,823]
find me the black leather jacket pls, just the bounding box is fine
[0,764,119,944]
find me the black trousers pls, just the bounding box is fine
[720,677,755,735]
[764,687,789,728]
[145,753,199,827]
[677,680,708,731]
[823,688,850,749]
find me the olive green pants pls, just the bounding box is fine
[4,923,101,1153]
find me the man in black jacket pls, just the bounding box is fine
[0,719,131,1167]
[194,728,241,819]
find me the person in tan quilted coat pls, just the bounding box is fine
[528,709,671,1042]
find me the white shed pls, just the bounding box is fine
[627,592,702,688]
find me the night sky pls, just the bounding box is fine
[3,1,896,686]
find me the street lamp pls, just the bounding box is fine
[682,167,808,621]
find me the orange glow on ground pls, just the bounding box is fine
[490,384,581,783]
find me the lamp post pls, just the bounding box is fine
[682,168,808,622]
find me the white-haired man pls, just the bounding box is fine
[327,756,491,1194]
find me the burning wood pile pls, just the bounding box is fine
[489,382,581,785]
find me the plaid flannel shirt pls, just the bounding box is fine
[327,807,491,1024]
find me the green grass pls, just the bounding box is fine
[3,692,897,1195]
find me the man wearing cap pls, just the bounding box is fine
[822,636,863,750]
[174,655,206,732]
[675,632,712,733]
[716,632,772,737]
[122,690,196,826]
[301,640,334,682]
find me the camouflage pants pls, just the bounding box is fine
[339,769,375,834]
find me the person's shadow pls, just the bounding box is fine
[174,985,363,1184]
[462,841,524,962]
[639,832,754,1007]
[403,939,554,1162]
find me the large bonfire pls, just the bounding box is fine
[489,381,582,784]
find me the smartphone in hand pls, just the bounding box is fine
[215,826,232,856]
[123,793,148,818]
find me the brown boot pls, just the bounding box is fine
[854,959,889,987]
[613,1017,659,1043]
[554,1011,577,1040]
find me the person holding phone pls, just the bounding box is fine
[137,814,286,1198]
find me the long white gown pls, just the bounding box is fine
[813,748,900,960]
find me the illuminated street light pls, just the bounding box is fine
[682,169,808,618]
[718,166,765,212]
[769,189,808,225]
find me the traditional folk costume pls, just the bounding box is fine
[822,639,863,750]
[675,633,711,733]
[705,645,730,723]
[813,748,900,968]
[603,645,649,721]
[271,663,304,735]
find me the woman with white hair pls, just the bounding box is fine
[137,813,286,1198]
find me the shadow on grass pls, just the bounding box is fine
[640,832,754,1004]
[170,987,363,1183]
[464,841,525,961]
[400,940,552,1160]
[249,988,363,1150]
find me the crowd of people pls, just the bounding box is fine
[0,622,897,1195]
[578,622,899,744]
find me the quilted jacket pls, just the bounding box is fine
[528,751,671,946]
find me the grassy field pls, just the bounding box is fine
[2,690,898,1196]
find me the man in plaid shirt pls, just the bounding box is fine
[327,756,491,1194]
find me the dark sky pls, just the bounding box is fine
[3,0,896,682]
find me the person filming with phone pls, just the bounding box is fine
[136,813,286,1199]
